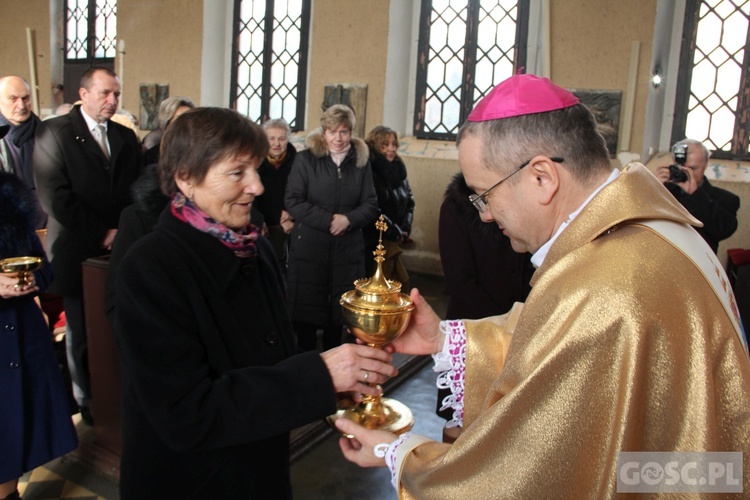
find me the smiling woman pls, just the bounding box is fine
[113,107,397,499]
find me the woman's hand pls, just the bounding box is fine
[330,214,350,236]
[0,273,39,299]
[321,343,398,396]
[280,210,294,234]
[336,418,396,467]
[389,288,444,356]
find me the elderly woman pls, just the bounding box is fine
[363,126,415,284]
[142,95,195,164]
[114,107,395,499]
[285,104,378,351]
[253,118,297,266]
[0,170,77,500]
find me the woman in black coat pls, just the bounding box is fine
[436,172,535,440]
[253,118,297,267]
[0,169,77,500]
[363,126,415,284]
[114,108,395,499]
[285,105,378,351]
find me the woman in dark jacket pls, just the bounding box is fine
[363,126,415,283]
[114,108,394,499]
[0,169,77,500]
[285,105,378,351]
[253,118,297,267]
[436,172,534,440]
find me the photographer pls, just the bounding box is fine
[656,138,740,253]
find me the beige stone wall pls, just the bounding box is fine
[1,0,52,110]
[115,0,203,126]
[305,0,389,135]
[551,0,656,160]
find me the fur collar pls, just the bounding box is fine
[304,128,369,168]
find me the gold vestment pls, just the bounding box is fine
[398,165,750,498]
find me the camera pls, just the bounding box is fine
[668,144,688,183]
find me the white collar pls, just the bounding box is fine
[80,107,107,133]
[531,168,621,268]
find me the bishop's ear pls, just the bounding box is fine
[527,156,561,205]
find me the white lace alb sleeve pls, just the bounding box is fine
[432,320,467,428]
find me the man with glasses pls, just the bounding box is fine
[336,74,750,497]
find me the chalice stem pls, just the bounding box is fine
[358,384,387,429]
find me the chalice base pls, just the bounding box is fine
[327,396,414,437]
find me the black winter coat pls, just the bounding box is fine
[439,173,534,320]
[363,148,415,251]
[254,142,297,227]
[665,177,740,253]
[33,105,143,295]
[284,130,378,326]
[115,209,337,499]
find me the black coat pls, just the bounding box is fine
[115,209,337,499]
[0,112,46,228]
[254,142,297,227]
[439,173,534,320]
[0,172,77,483]
[665,177,740,253]
[363,148,415,251]
[32,105,143,295]
[104,164,169,320]
[284,130,378,326]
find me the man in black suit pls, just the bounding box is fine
[656,138,740,253]
[33,67,143,425]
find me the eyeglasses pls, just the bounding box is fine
[468,157,564,213]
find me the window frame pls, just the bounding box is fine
[671,0,750,160]
[413,0,530,141]
[63,0,117,63]
[230,0,311,131]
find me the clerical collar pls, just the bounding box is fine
[531,168,621,268]
[80,107,108,133]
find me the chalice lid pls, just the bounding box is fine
[340,215,412,313]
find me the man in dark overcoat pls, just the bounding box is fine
[0,76,46,227]
[33,67,143,424]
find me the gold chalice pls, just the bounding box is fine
[328,216,415,435]
[0,256,43,287]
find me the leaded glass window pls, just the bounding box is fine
[673,0,750,159]
[414,0,529,140]
[231,0,310,131]
[65,0,117,61]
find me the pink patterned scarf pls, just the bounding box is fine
[171,191,259,258]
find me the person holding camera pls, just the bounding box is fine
[655,138,740,253]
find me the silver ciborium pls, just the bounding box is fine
[328,215,415,435]
[0,256,43,287]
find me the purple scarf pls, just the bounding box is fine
[170,191,259,258]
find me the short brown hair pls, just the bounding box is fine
[320,104,354,133]
[158,107,269,196]
[80,67,118,90]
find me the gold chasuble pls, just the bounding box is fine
[397,164,750,498]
